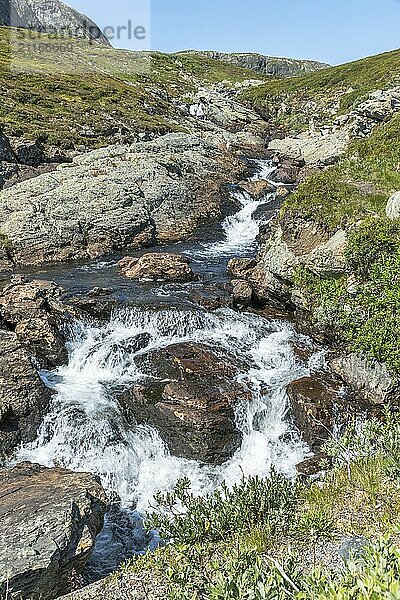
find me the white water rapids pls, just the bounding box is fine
[14,159,318,574]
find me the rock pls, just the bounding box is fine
[386,191,400,220]
[268,129,350,166]
[0,133,244,270]
[0,331,51,461]
[0,462,107,600]
[0,0,110,45]
[238,179,275,198]
[11,139,45,167]
[118,253,196,282]
[330,353,400,405]
[287,376,342,451]
[296,453,330,477]
[180,51,329,77]
[119,342,251,464]
[270,159,302,184]
[275,185,290,199]
[305,229,348,277]
[231,279,253,307]
[0,133,16,162]
[0,279,71,369]
[227,257,257,278]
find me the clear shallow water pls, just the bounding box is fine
[14,159,318,577]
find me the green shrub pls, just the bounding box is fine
[147,472,298,545]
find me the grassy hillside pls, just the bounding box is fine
[0,27,266,149]
[243,48,400,132]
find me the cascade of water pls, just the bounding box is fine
[14,157,315,575]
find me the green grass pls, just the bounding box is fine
[243,47,400,132]
[0,27,265,149]
[113,413,400,599]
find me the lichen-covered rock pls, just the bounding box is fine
[0,133,244,271]
[0,462,107,600]
[386,191,400,220]
[0,278,71,369]
[118,253,196,282]
[330,353,400,405]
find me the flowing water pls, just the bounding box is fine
[14,159,319,577]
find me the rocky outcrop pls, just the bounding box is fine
[330,353,400,405]
[118,253,196,282]
[179,51,329,77]
[268,129,350,166]
[0,133,245,271]
[0,331,51,461]
[0,0,110,45]
[0,462,107,600]
[0,278,71,368]
[119,342,251,464]
[0,279,76,460]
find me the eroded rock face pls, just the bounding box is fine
[119,253,196,282]
[119,342,251,464]
[0,133,244,271]
[0,279,77,460]
[0,462,107,600]
[0,331,51,461]
[0,278,71,369]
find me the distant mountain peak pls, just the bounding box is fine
[0,0,110,45]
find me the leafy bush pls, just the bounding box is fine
[147,472,298,545]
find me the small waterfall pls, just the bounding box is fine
[190,159,276,258]
[14,156,315,576]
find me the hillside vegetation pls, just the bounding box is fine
[0,27,266,149]
[243,48,400,132]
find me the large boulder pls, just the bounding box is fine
[0,462,107,600]
[0,278,71,369]
[118,253,196,282]
[268,129,350,166]
[119,342,251,464]
[0,331,51,461]
[0,134,244,271]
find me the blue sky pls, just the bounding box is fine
[67,0,400,65]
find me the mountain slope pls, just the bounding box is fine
[0,0,109,44]
[179,50,329,77]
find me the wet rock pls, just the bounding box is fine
[0,462,107,600]
[0,133,244,270]
[386,191,400,220]
[119,342,250,464]
[288,376,340,451]
[238,179,275,198]
[231,279,253,307]
[0,279,71,369]
[190,283,232,310]
[227,257,257,278]
[270,159,301,184]
[330,353,400,405]
[0,331,51,461]
[118,253,196,282]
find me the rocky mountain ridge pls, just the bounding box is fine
[0,0,109,44]
[179,50,329,77]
